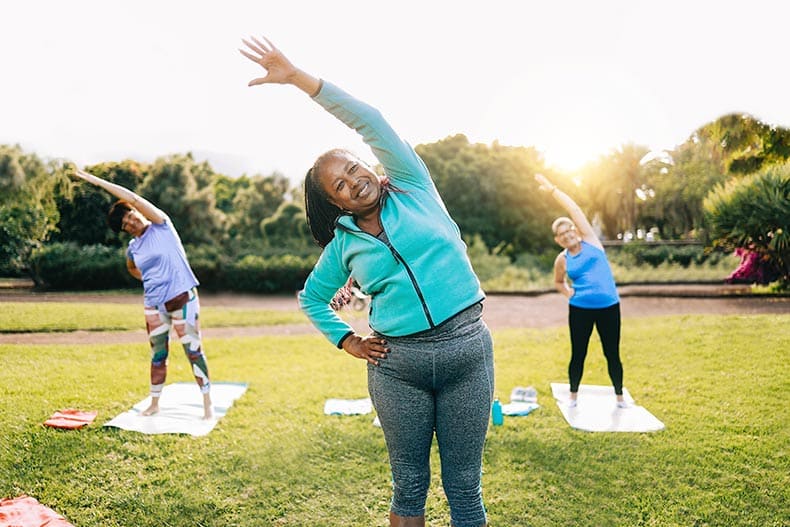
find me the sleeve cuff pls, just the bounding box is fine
[336,330,354,349]
[310,79,325,99]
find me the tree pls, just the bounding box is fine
[417,134,554,257]
[225,172,291,248]
[0,145,67,281]
[53,160,146,246]
[695,113,790,174]
[260,201,314,254]
[703,163,790,285]
[137,154,226,246]
[638,139,729,239]
[578,143,651,239]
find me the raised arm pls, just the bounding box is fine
[240,35,429,189]
[535,173,601,250]
[73,169,165,224]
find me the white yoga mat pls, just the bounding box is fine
[551,383,665,432]
[323,398,372,415]
[104,382,248,436]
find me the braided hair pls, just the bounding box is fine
[303,149,348,248]
[304,149,401,310]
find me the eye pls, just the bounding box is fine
[349,163,358,174]
[335,180,345,192]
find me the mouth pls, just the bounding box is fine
[355,180,371,199]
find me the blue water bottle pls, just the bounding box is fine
[492,398,504,426]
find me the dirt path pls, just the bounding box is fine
[1,285,787,345]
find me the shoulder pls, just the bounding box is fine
[554,251,567,267]
[581,237,604,251]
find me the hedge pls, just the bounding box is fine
[29,242,317,293]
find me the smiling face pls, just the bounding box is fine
[120,209,151,237]
[316,151,382,217]
[553,220,581,250]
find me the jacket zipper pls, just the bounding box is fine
[338,221,436,328]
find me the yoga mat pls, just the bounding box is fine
[501,401,540,416]
[551,383,665,432]
[323,398,372,415]
[104,382,247,436]
[0,495,74,527]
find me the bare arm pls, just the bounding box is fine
[73,169,165,224]
[534,173,601,250]
[553,252,574,298]
[126,258,142,281]
[240,36,321,96]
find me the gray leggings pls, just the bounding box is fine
[369,303,494,527]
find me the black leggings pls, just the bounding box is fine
[568,303,623,395]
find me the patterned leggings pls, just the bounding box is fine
[144,287,210,398]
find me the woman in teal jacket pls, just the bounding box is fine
[241,36,494,527]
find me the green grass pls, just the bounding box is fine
[0,302,309,333]
[1,314,788,526]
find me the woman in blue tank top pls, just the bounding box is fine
[535,174,627,409]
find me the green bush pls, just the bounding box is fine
[30,242,319,293]
[704,163,789,284]
[184,243,230,291]
[607,242,726,268]
[30,242,137,290]
[466,234,512,282]
[222,253,317,293]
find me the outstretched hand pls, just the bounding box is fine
[239,35,298,87]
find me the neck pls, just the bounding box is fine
[567,240,582,254]
[355,209,382,235]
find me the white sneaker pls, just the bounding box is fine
[567,399,578,409]
[511,386,538,403]
[616,400,630,409]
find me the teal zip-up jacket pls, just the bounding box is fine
[298,81,485,347]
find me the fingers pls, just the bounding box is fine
[365,338,389,366]
[345,336,390,366]
[248,77,270,87]
[239,48,262,64]
[241,37,267,58]
[250,35,274,53]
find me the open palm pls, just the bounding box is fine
[239,36,296,86]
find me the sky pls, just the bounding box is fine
[2,0,789,184]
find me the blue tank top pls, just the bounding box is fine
[565,240,619,308]
[127,217,199,308]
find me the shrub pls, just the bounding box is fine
[30,242,136,290]
[704,164,790,285]
[222,254,317,293]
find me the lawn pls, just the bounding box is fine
[0,302,309,333]
[1,312,787,526]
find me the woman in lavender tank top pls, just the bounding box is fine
[72,169,213,420]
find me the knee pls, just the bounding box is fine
[443,476,485,527]
[150,348,168,367]
[149,327,170,358]
[390,465,430,517]
[180,333,203,359]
